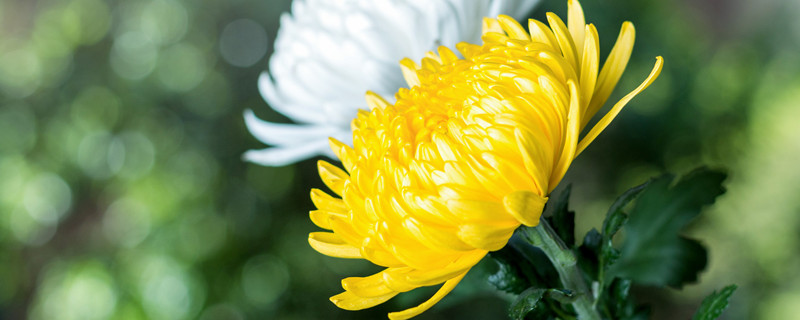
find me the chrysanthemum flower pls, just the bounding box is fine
[244,0,540,166]
[309,1,663,319]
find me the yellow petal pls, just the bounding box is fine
[579,24,600,125]
[309,210,348,230]
[497,15,530,41]
[318,160,348,196]
[546,12,579,71]
[568,0,587,57]
[329,138,356,172]
[514,128,552,193]
[402,250,485,286]
[402,217,473,251]
[457,223,517,251]
[503,190,548,227]
[310,188,346,212]
[400,58,421,88]
[455,42,481,59]
[424,50,441,64]
[577,56,664,155]
[549,81,581,191]
[587,21,635,119]
[437,46,459,64]
[481,17,503,35]
[528,19,559,50]
[308,232,362,259]
[341,271,396,298]
[387,271,468,320]
[445,198,516,224]
[330,290,398,311]
[365,91,390,110]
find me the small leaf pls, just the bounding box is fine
[545,288,575,304]
[509,288,547,320]
[600,182,648,269]
[545,185,575,247]
[602,181,649,238]
[487,256,529,295]
[692,285,737,320]
[489,235,561,292]
[577,228,602,279]
[607,168,726,288]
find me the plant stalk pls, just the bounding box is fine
[521,220,601,320]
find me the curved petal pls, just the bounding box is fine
[243,109,342,146]
[243,139,333,167]
[577,56,664,155]
[258,72,327,124]
[387,271,468,320]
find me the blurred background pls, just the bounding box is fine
[0,0,798,319]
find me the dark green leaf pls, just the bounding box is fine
[489,235,561,293]
[692,285,737,320]
[605,279,651,320]
[545,185,575,247]
[509,288,547,320]
[607,167,727,288]
[487,255,530,295]
[610,278,632,312]
[602,181,648,238]
[577,228,602,280]
[600,181,648,269]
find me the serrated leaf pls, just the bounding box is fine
[607,168,727,288]
[509,288,547,320]
[545,185,575,247]
[692,285,737,320]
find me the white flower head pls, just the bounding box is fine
[244,0,540,166]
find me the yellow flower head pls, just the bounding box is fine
[308,1,662,319]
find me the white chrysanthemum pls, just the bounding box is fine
[244,0,539,166]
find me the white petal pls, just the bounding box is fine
[243,139,334,167]
[243,109,342,146]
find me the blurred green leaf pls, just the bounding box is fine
[602,278,651,320]
[607,168,727,287]
[508,288,546,320]
[692,285,737,320]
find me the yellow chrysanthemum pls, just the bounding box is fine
[308,1,663,319]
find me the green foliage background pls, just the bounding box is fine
[0,0,797,319]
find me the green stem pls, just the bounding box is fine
[521,220,601,320]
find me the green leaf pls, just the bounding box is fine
[487,254,530,295]
[577,228,602,280]
[692,285,737,320]
[509,288,547,320]
[545,288,576,304]
[597,181,648,291]
[602,278,652,320]
[545,185,575,247]
[607,167,727,288]
[489,235,561,293]
[602,181,648,239]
